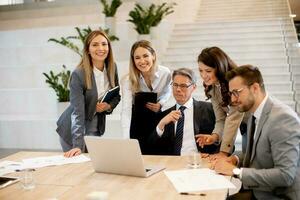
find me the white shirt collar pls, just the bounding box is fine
[253,93,268,120]
[154,68,160,78]
[93,66,106,76]
[139,68,159,79]
[176,97,193,110]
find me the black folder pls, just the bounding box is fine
[99,86,120,103]
[134,92,157,110]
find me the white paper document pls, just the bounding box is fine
[164,168,236,193]
[0,155,90,176]
[22,155,91,169]
[0,161,24,176]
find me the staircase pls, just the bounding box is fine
[162,0,300,113]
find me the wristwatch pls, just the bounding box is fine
[232,168,241,179]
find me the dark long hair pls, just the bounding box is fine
[198,47,237,106]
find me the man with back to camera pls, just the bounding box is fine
[148,68,219,155]
[215,65,300,200]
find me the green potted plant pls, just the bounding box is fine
[43,65,70,116]
[127,4,155,38]
[127,3,176,39]
[42,65,70,102]
[151,2,176,27]
[99,0,122,35]
[150,2,176,39]
[100,0,122,17]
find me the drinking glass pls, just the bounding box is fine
[187,152,202,169]
[20,169,35,190]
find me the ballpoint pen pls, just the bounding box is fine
[15,168,36,172]
[180,192,206,196]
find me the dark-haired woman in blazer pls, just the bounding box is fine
[197,47,249,157]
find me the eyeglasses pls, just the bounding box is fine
[171,82,194,89]
[228,87,244,98]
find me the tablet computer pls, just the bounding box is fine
[0,176,19,189]
[134,92,157,110]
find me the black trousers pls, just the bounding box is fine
[227,187,257,200]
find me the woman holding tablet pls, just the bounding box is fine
[121,40,172,154]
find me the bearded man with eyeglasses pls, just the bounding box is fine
[215,65,300,200]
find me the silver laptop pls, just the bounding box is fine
[84,136,165,177]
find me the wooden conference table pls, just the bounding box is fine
[0,152,228,200]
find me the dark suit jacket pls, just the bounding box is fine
[56,64,120,150]
[149,99,218,155]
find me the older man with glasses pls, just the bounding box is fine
[148,68,219,155]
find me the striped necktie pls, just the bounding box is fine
[174,106,186,155]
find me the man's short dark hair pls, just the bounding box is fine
[226,65,265,92]
[172,68,197,84]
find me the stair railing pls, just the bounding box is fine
[281,0,300,113]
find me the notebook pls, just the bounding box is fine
[84,136,165,177]
[99,86,120,103]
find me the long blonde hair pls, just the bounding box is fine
[129,40,157,93]
[78,30,116,89]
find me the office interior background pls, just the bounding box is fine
[0,0,300,156]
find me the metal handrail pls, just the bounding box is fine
[285,0,298,39]
[283,0,300,113]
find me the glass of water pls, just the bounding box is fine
[20,169,35,190]
[187,152,202,169]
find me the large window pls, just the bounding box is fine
[0,0,23,5]
[0,0,54,6]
